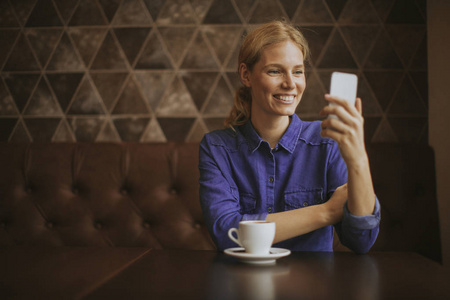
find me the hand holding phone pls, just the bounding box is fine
[328,72,358,119]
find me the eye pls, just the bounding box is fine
[294,69,304,76]
[268,69,281,75]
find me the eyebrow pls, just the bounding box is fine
[264,63,304,69]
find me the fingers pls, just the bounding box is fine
[320,105,353,124]
[321,117,348,134]
[321,94,361,119]
[321,95,367,167]
[320,94,365,148]
[324,94,352,108]
[320,124,356,145]
[355,97,362,114]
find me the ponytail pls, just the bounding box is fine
[224,87,251,128]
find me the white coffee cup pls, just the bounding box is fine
[228,221,276,255]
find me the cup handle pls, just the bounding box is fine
[228,228,242,247]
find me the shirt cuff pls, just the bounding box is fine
[242,213,268,221]
[343,196,381,230]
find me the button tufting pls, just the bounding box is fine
[170,188,177,195]
[72,187,79,195]
[25,186,33,194]
[143,221,151,229]
[0,222,6,229]
[95,222,103,229]
[194,223,201,229]
[46,222,54,229]
[303,202,309,207]
[121,188,128,195]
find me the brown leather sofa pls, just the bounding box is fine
[0,143,442,262]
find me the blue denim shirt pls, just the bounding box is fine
[199,114,380,253]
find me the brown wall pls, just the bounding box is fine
[428,0,450,268]
[0,0,427,143]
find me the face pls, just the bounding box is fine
[240,40,306,122]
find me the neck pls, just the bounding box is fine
[251,115,291,149]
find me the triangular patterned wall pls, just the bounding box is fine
[0,0,427,143]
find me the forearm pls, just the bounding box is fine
[266,204,332,244]
[347,154,376,216]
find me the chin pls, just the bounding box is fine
[278,107,297,116]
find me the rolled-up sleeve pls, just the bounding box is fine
[337,196,381,254]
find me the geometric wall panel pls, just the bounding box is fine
[112,0,152,26]
[135,31,173,69]
[47,33,84,71]
[112,77,150,115]
[159,26,196,66]
[91,31,128,70]
[25,0,62,27]
[47,73,83,112]
[3,73,40,113]
[67,78,105,115]
[69,28,107,66]
[3,34,40,71]
[0,29,20,68]
[0,118,18,141]
[53,0,79,24]
[69,0,107,26]
[0,0,428,144]
[25,28,62,67]
[23,78,63,116]
[317,30,358,68]
[294,0,333,24]
[203,0,241,24]
[91,72,128,111]
[0,80,16,116]
[249,0,287,24]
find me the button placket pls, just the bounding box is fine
[266,147,276,217]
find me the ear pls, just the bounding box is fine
[239,63,252,88]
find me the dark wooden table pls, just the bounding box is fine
[1,247,449,300]
[0,247,150,299]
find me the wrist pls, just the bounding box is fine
[321,201,340,226]
[346,154,370,173]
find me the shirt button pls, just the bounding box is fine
[269,177,274,183]
[268,207,272,213]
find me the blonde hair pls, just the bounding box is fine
[224,20,310,128]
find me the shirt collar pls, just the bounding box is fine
[278,114,302,153]
[239,114,303,154]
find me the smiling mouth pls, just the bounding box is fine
[274,95,295,102]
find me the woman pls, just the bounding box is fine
[199,20,380,253]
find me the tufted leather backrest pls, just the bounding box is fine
[0,143,442,261]
[0,143,215,250]
[368,144,441,262]
[332,144,441,262]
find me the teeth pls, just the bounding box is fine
[278,95,295,101]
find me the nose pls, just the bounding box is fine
[282,73,295,90]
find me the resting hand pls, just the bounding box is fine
[324,183,348,224]
[319,94,367,168]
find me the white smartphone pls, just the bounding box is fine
[328,72,358,119]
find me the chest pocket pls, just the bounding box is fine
[284,188,324,211]
[231,188,257,214]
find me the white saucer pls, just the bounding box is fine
[224,247,291,265]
